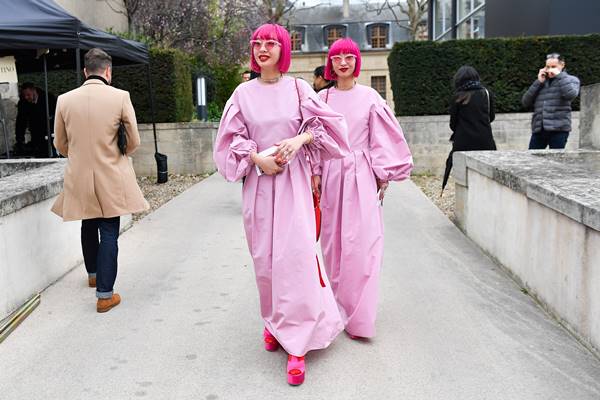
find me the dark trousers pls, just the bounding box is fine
[81,217,120,299]
[528,129,569,150]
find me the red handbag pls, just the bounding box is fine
[296,79,326,288]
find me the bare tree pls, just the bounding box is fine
[365,0,429,41]
[261,0,298,24]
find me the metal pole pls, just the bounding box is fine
[146,64,158,154]
[428,0,435,40]
[0,88,9,159]
[451,0,458,39]
[43,54,53,158]
[76,48,81,86]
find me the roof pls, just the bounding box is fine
[287,3,409,26]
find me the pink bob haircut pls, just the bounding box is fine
[325,38,362,81]
[250,24,291,74]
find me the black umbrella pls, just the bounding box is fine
[441,150,454,196]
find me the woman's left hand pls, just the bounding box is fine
[377,179,389,201]
[275,133,310,164]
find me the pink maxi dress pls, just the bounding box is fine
[317,84,413,338]
[213,76,350,356]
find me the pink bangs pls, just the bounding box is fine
[325,38,361,81]
[250,24,291,74]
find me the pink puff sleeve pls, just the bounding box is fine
[297,80,350,175]
[213,94,258,182]
[369,98,414,182]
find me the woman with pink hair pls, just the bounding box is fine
[316,38,413,340]
[213,24,349,385]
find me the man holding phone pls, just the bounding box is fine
[522,53,580,149]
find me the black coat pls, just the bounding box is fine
[449,88,496,152]
[15,88,57,146]
[442,87,496,192]
[521,71,580,133]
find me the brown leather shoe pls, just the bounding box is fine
[97,293,121,313]
[88,277,96,288]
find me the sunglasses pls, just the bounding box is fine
[250,40,281,51]
[330,54,357,64]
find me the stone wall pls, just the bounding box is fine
[0,159,132,319]
[452,150,600,356]
[580,84,600,150]
[400,112,581,175]
[133,122,218,177]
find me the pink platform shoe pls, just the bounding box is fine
[287,355,305,386]
[263,328,279,352]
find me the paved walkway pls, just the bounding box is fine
[1,175,600,400]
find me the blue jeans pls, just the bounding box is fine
[528,129,569,150]
[81,217,120,299]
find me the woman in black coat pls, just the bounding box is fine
[442,66,497,192]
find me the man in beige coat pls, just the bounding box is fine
[52,48,149,313]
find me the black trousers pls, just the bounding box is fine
[81,217,120,298]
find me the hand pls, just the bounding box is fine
[537,68,547,83]
[312,175,321,196]
[253,154,283,176]
[275,133,310,164]
[376,179,389,201]
[546,67,561,78]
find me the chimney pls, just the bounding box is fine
[343,0,350,18]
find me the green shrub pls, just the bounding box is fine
[20,47,194,123]
[388,34,600,116]
[191,58,241,121]
[113,48,193,122]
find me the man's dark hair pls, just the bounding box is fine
[20,82,36,91]
[314,65,326,78]
[84,48,112,73]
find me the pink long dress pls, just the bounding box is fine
[318,84,413,338]
[213,76,350,356]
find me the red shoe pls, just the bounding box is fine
[263,328,279,352]
[346,331,364,340]
[287,355,305,386]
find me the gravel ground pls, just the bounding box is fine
[411,174,456,222]
[134,174,210,222]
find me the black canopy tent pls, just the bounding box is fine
[0,0,162,178]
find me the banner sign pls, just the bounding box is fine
[0,57,18,83]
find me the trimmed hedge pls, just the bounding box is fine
[20,48,194,123]
[192,58,242,121]
[388,34,600,116]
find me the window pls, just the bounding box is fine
[457,8,485,39]
[371,76,387,100]
[369,24,388,48]
[434,0,453,39]
[432,0,486,41]
[290,28,304,51]
[325,25,346,47]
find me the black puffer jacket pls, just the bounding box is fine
[521,71,580,133]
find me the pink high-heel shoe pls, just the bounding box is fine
[346,330,363,340]
[287,355,305,386]
[263,328,279,352]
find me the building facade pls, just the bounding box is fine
[285,3,412,107]
[428,0,600,41]
[54,0,129,32]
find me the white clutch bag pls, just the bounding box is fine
[255,146,279,176]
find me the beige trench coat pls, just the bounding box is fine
[51,79,149,221]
